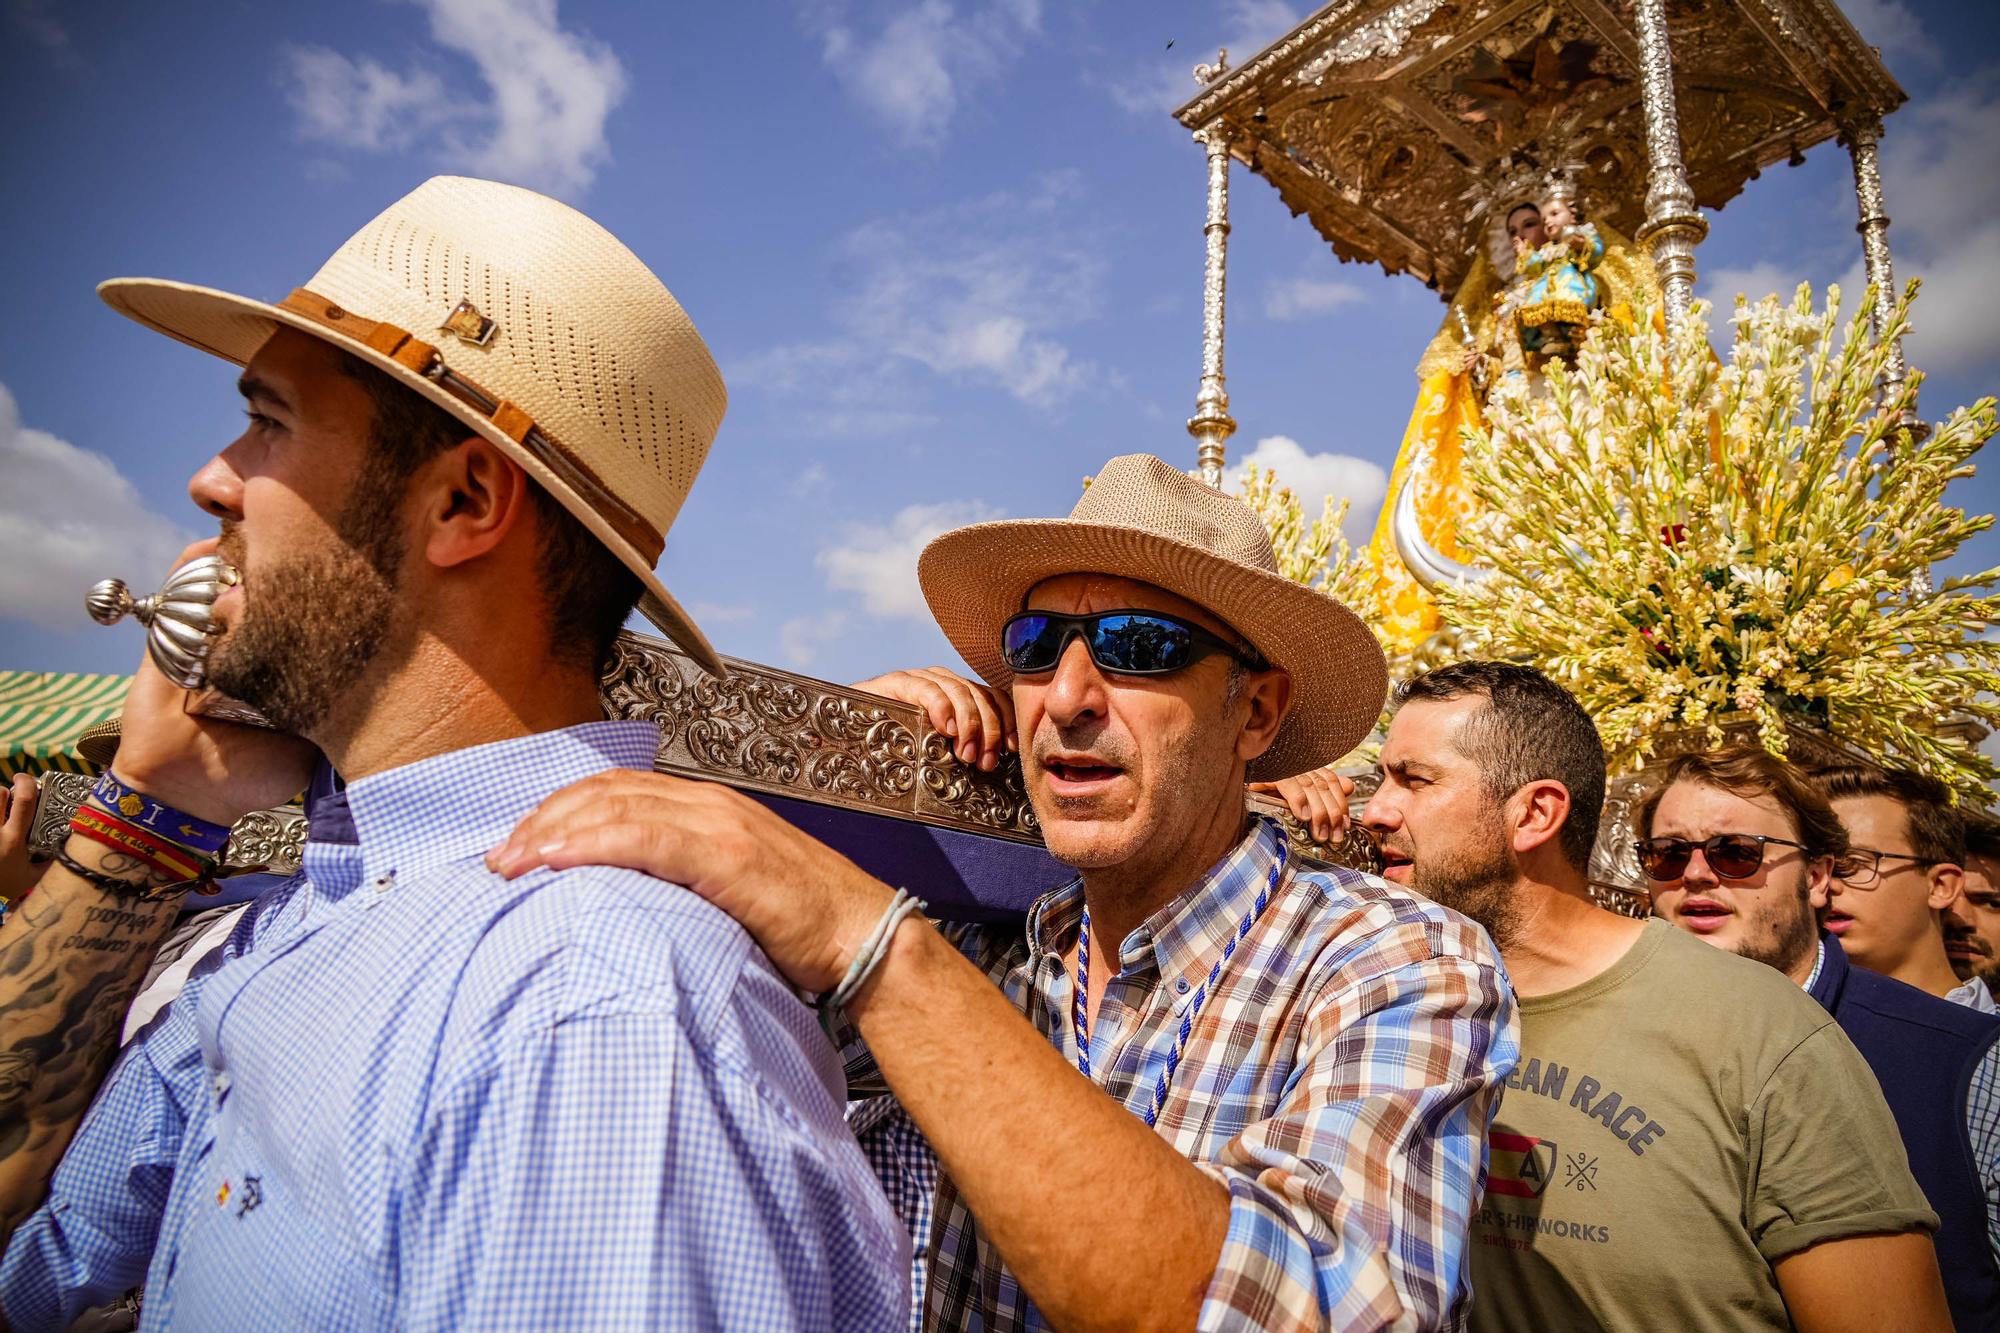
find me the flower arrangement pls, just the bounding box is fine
[1441,281,2000,797]
[1232,464,1378,609]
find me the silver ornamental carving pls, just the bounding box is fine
[87,554,238,689]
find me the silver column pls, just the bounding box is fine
[1631,0,1708,332]
[1188,117,1238,487]
[1842,112,1917,422]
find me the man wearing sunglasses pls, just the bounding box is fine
[1642,746,2000,1329]
[490,453,1520,1331]
[1352,664,1946,1331]
[1812,766,1995,1012]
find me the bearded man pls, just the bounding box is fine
[1949,813,2000,1000]
[1643,745,2000,1329]
[0,177,905,1329]
[490,454,1520,1330]
[1352,663,1947,1332]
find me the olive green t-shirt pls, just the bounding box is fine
[1468,920,1935,1332]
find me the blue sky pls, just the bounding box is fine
[3,0,1996,687]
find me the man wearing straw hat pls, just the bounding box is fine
[493,453,1521,1330]
[0,177,906,1328]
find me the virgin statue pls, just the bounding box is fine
[1363,167,1659,652]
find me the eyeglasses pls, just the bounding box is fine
[1000,610,1266,677]
[1836,846,1938,890]
[1633,833,1806,883]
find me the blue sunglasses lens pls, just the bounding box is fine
[1001,613,1200,674]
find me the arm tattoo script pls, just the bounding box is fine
[0,846,183,1245]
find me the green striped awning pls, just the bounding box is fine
[0,671,129,778]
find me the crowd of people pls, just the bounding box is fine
[0,175,1990,1331]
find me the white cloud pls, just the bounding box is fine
[1107,0,1300,117]
[1697,260,1814,309]
[284,0,626,198]
[1875,68,2000,374]
[738,175,1105,426]
[810,0,1042,148]
[779,609,849,668]
[818,499,1005,620]
[1265,274,1367,320]
[1225,434,1387,547]
[0,384,200,630]
[1839,0,1938,64]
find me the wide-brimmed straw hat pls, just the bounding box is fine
[918,453,1387,781]
[97,176,728,673]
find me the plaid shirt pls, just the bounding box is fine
[846,815,1519,1331]
[1,722,907,1330]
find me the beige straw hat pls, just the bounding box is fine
[97,176,728,673]
[917,453,1387,781]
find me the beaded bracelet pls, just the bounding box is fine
[820,889,926,1014]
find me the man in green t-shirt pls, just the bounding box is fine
[1351,662,1947,1332]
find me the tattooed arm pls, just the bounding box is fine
[0,841,189,1245]
[0,588,316,1253]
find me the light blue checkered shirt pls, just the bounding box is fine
[0,721,908,1330]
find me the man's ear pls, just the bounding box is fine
[419,436,532,570]
[1510,779,1573,859]
[1233,667,1293,766]
[1804,855,1835,912]
[1929,861,1965,912]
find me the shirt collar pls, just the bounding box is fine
[321,720,662,877]
[1026,815,1287,989]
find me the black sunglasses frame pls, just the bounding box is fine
[1000,609,1266,677]
[1633,832,1807,883]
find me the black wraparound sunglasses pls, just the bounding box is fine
[1000,610,1266,677]
[1633,833,1806,883]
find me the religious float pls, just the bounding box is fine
[26,0,2000,926]
[1165,0,1999,912]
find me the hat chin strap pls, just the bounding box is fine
[276,288,665,565]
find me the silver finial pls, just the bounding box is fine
[85,554,239,689]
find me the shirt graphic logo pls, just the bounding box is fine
[1564,1151,1599,1191]
[1488,1130,1557,1198]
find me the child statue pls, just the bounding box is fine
[1507,171,1603,363]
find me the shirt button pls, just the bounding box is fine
[1176,978,1191,995]
[373,871,396,892]
[212,1070,231,1097]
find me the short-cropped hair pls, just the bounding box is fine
[1394,661,1606,872]
[1637,745,1850,866]
[1965,810,2000,863]
[1809,765,1964,865]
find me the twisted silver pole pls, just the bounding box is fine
[1188,118,1238,488]
[1841,113,1918,425]
[1631,0,1707,333]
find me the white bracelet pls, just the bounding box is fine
[822,888,925,1013]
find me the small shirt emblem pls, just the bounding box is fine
[439,298,497,347]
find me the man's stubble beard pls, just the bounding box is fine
[1730,883,1820,978]
[207,457,408,737]
[1410,829,1522,951]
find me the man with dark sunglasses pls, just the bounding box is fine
[1346,664,1946,1331]
[1810,766,1996,1012]
[1642,746,2000,1329]
[488,453,1519,1330]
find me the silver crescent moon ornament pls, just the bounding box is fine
[1389,455,1489,594]
[86,554,240,689]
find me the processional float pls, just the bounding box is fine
[34,0,1931,915]
[1166,0,1921,912]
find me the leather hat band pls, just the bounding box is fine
[277,288,665,564]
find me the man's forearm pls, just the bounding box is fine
[0,840,184,1246]
[849,920,1230,1331]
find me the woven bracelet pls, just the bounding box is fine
[821,889,926,1014]
[89,772,230,858]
